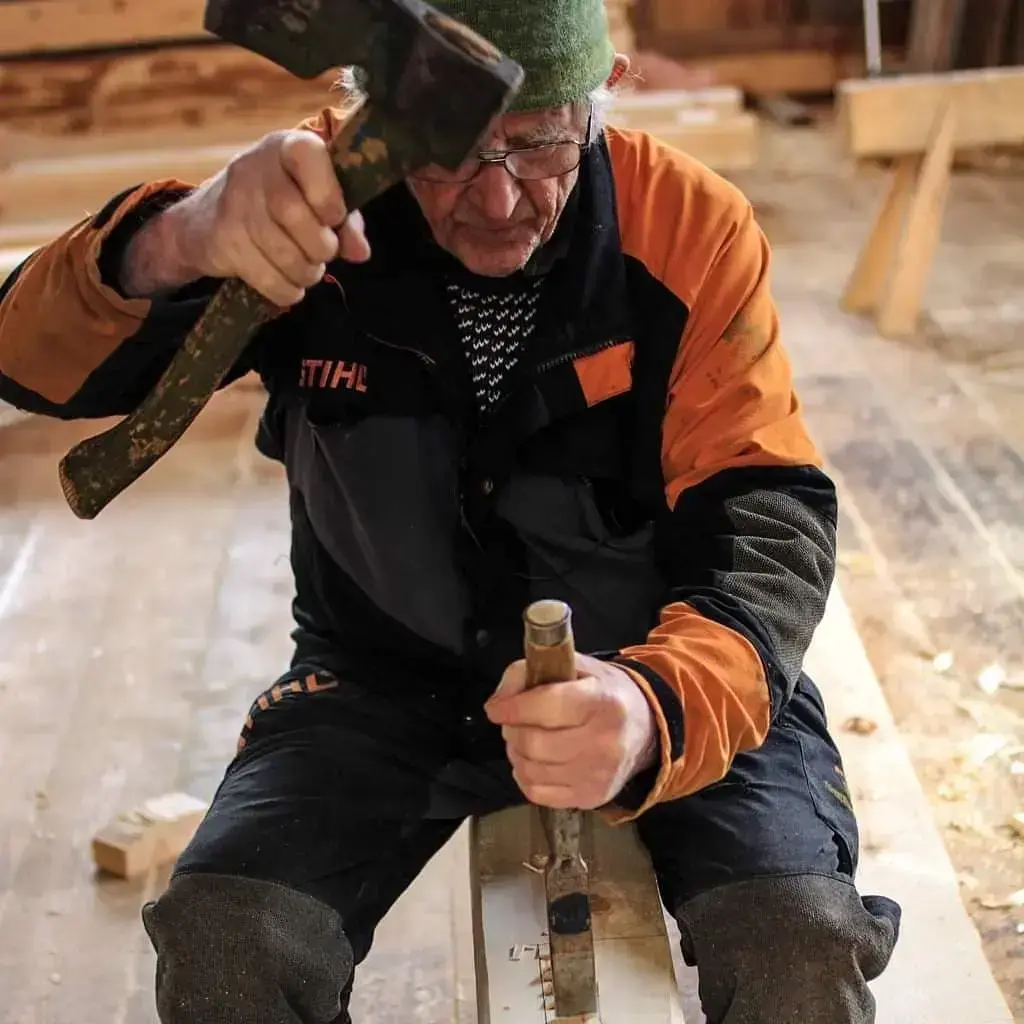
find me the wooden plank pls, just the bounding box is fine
[0,108,755,236]
[657,47,869,96]
[611,86,743,118]
[840,156,919,315]
[836,67,1024,157]
[0,144,245,224]
[0,42,339,140]
[470,805,685,1024]
[876,101,958,338]
[651,112,760,171]
[0,0,206,57]
[635,24,861,59]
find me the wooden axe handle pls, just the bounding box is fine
[58,101,407,520]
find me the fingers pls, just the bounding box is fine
[510,776,578,810]
[509,751,607,810]
[338,211,371,263]
[486,675,604,730]
[279,131,346,226]
[235,240,306,309]
[280,131,370,264]
[501,723,588,765]
[255,215,326,290]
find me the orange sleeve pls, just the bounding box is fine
[0,108,346,412]
[601,129,834,822]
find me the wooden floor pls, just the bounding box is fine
[1,121,1023,1020]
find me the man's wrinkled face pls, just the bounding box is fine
[406,104,588,278]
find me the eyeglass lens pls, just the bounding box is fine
[414,141,583,183]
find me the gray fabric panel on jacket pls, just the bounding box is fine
[721,489,836,686]
[495,474,666,653]
[286,409,472,654]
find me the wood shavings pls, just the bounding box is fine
[931,651,955,673]
[960,733,1013,770]
[837,551,876,576]
[977,889,1024,911]
[977,664,1006,695]
[843,716,879,736]
[938,777,972,802]
[1009,813,1024,840]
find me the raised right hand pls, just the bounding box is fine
[159,129,372,307]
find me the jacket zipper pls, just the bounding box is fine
[534,334,627,375]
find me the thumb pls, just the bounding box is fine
[487,660,529,706]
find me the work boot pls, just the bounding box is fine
[142,872,355,1024]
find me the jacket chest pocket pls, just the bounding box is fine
[493,353,666,652]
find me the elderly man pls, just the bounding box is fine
[0,1,900,1021]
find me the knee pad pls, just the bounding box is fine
[142,872,354,1024]
[677,875,901,1024]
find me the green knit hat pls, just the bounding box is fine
[431,0,615,112]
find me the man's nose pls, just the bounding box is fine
[471,162,521,220]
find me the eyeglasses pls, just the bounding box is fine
[411,138,588,184]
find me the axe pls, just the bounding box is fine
[58,0,523,520]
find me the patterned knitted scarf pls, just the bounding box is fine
[445,278,545,414]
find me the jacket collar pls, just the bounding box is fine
[341,133,635,374]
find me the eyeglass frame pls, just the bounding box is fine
[410,109,594,184]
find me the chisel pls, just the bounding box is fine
[523,599,598,1020]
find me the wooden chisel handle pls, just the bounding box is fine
[522,598,585,865]
[58,100,411,521]
[523,598,577,689]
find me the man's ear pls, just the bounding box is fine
[606,52,631,89]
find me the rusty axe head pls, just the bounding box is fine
[204,0,524,170]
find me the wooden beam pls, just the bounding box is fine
[638,47,871,97]
[609,86,743,126]
[836,67,1024,158]
[0,0,207,57]
[0,144,244,225]
[469,806,685,1024]
[0,42,338,141]
[0,109,756,241]
[876,101,958,338]
[635,24,861,60]
[647,112,760,171]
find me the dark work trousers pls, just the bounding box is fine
[142,665,901,1024]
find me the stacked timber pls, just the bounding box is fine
[0,0,339,270]
[628,0,883,97]
[604,0,759,170]
[0,0,764,273]
[608,87,759,171]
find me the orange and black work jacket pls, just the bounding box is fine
[0,114,837,821]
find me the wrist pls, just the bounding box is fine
[632,703,659,775]
[118,195,202,298]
